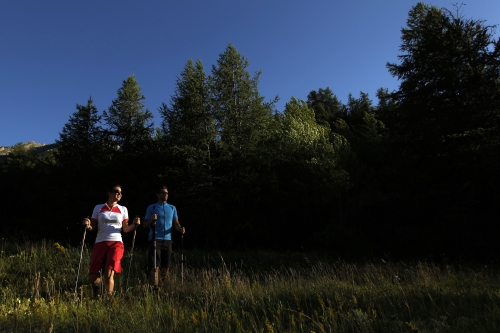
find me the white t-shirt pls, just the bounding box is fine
[91,203,129,243]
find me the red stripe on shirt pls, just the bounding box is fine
[99,204,122,214]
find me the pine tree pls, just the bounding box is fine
[386,2,500,152]
[209,44,274,155]
[56,96,108,168]
[382,2,500,251]
[103,75,154,154]
[307,87,344,128]
[160,59,215,168]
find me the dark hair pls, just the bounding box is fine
[156,185,168,193]
[108,184,122,192]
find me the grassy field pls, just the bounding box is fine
[0,240,499,332]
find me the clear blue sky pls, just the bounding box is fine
[1,0,499,146]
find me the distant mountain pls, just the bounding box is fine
[0,141,57,158]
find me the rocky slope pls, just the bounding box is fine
[0,141,56,157]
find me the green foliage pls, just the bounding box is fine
[0,144,59,238]
[374,87,400,132]
[1,19,499,257]
[161,59,215,149]
[387,2,500,149]
[56,97,109,169]
[344,92,387,143]
[103,75,154,154]
[210,44,275,154]
[159,58,216,181]
[346,92,373,117]
[382,2,500,246]
[280,97,330,148]
[3,143,39,170]
[307,89,387,149]
[307,87,344,127]
[305,89,391,235]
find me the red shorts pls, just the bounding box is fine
[89,241,124,274]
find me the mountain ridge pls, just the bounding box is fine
[0,141,56,157]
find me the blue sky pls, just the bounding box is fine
[1,0,499,146]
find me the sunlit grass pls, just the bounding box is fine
[1,240,499,332]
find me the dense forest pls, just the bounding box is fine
[1,3,499,259]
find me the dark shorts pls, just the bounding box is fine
[148,240,172,268]
[89,241,124,274]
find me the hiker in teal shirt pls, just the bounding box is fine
[144,186,185,288]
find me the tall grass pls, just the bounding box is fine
[1,240,499,332]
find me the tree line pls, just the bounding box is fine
[1,3,499,259]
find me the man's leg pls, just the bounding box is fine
[160,267,169,285]
[159,241,172,285]
[151,267,158,287]
[149,241,159,287]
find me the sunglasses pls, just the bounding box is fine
[158,192,169,195]
[113,190,122,194]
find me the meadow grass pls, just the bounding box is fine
[0,239,499,332]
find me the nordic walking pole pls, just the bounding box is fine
[152,210,157,288]
[75,217,89,295]
[181,234,184,285]
[125,215,138,290]
[153,222,157,287]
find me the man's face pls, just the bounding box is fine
[157,189,168,201]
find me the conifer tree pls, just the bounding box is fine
[307,87,344,128]
[160,59,215,168]
[103,75,154,154]
[209,44,274,155]
[382,2,500,250]
[387,2,500,153]
[56,97,108,168]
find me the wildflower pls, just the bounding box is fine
[53,242,67,252]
